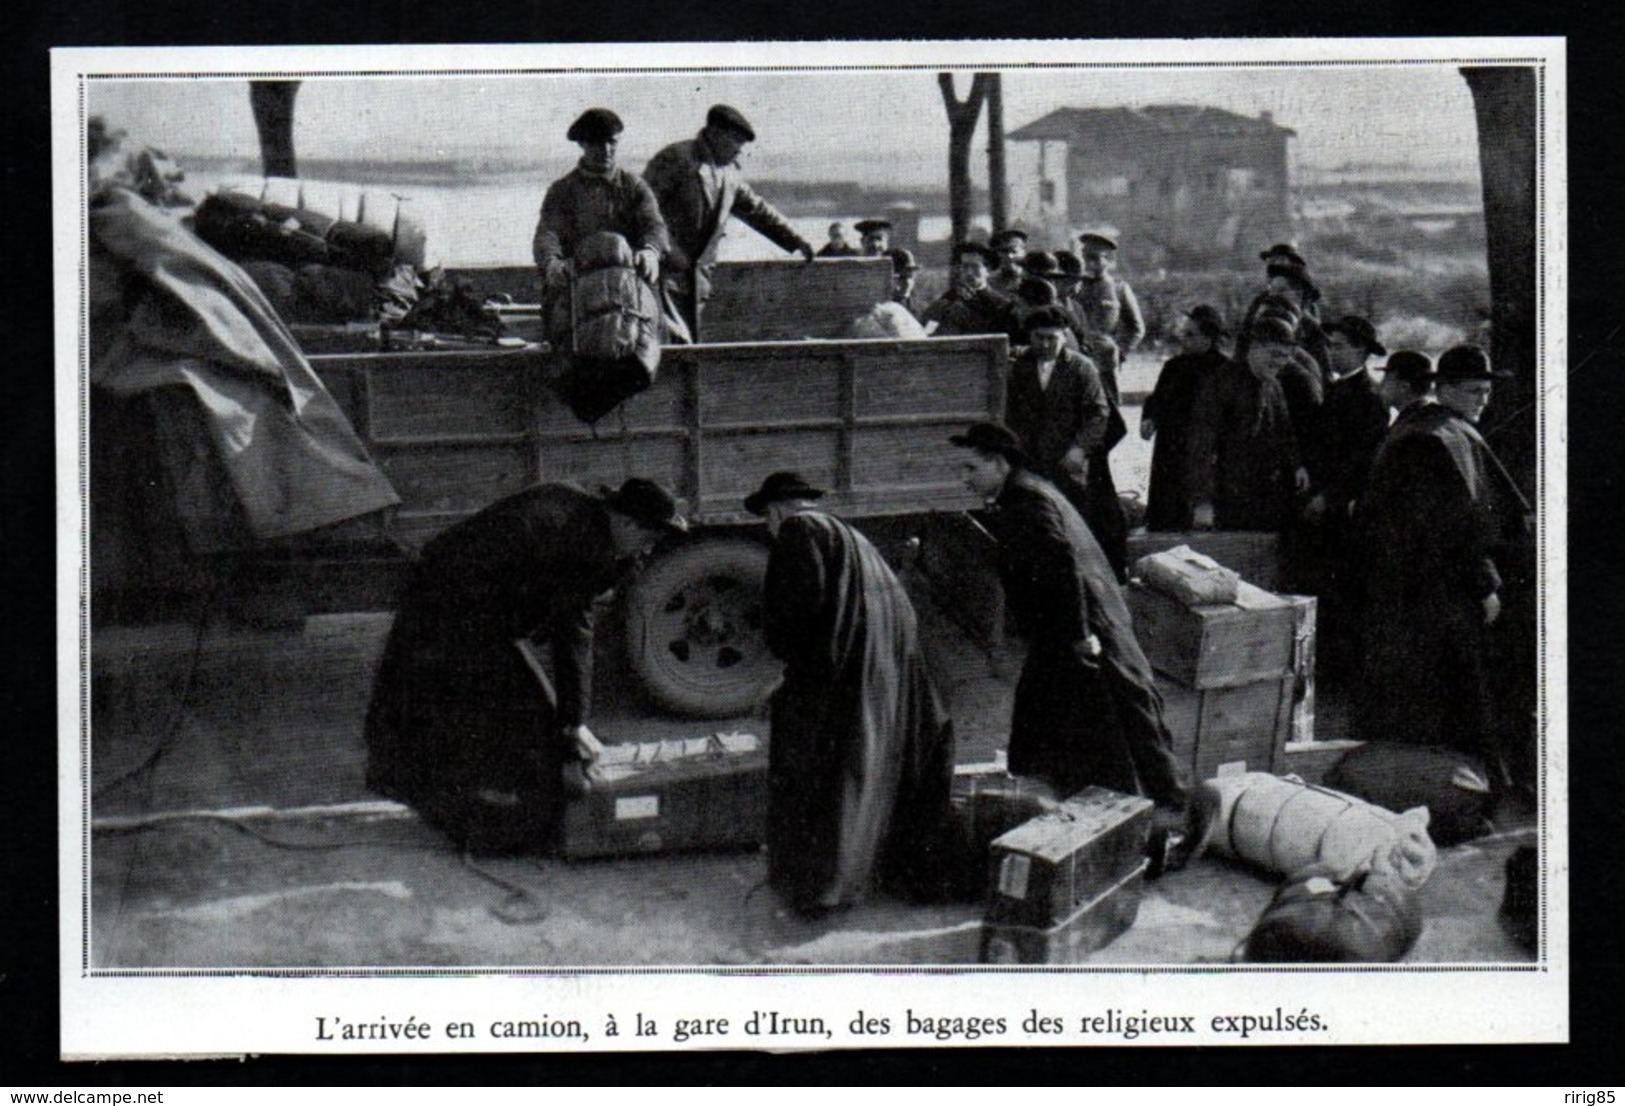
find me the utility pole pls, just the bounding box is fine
[938,73,993,246]
[986,73,1009,236]
[249,80,301,179]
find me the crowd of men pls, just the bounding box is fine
[366,102,1537,919]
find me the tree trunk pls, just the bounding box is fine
[250,81,301,179]
[1462,66,1538,499]
[986,73,1008,236]
[938,73,992,245]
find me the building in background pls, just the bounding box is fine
[1007,105,1296,268]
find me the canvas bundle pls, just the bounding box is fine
[550,232,662,424]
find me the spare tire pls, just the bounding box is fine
[624,535,778,718]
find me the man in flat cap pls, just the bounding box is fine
[921,241,1019,338]
[1352,345,1534,791]
[533,109,670,314]
[1004,306,1128,578]
[1186,316,1310,533]
[988,228,1029,297]
[643,104,816,341]
[1298,316,1393,657]
[950,423,1187,812]
[1072,233,1147,406]
[366,479,687,853]
[855,218,892,257]
[1141,305,1231,531]
[748,472,955,915]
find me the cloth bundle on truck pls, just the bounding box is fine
[548,231,663,424]
[978,786,1154,964]
[1127,551,1315,782]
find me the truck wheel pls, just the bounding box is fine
[624,536,778,719]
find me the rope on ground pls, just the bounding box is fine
[460,850,550,925]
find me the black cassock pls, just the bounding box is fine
[988,471,1188,807]
[1142,347,1227,531]
[762,511,955,910]
[1353,403,1534,778]
[365,484,625,850]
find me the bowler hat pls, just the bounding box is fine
[744,471,827,516]
[1382,349,1436,385]
[602,478,687,533]
[1079,231,1118,253]
[1022,251,1063,278]
[1016,277,1058,308]
[886,247,920,273]
[1436,344,1509,380]
[567,108,624,144]
[1260,242,1307,266]
[706,104,756,141]
[949,422,1030,467]
[855,218,893,235]
[1054,250,1084,277]
[990,229,1029,249]
[1186,304,1230,339]
[1249,315,1299,346]
[1022,305,1071,334]
[1325,315,1387,357]
[952,241,996,265]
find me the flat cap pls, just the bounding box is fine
[601,477,687,533]
[949,422,1030,467]
[1325,314,1387,357]
[1079,231,1118,253]
[706,104,755,141]
[567,108,623,144]
[1436,344,1509,380]
[855,218,893,235]
[744,471,826,516]
[1383,349,1437,385]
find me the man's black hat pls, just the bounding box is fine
[1383,350,1437,385]
[744,471,827,516]
[1325,314,1387,357]
[706,104,756,141]
[1186,304,1230,339]
[1079,231,1118,253]
[1249,314,1299,347]
[855,218,893,235]
[1022,305,1071,335]
[1054,250,1084,277]
[567,108,624,144]
[952,241,996,265]
[1022,251,1063,278]
[1260,242,1307,266]
[886,247,920,273]
[1436,344,1509,381]
[990,229,1029,249]
[602,478,687,533]
[1016,277,1058,308]
[949,422,1031,468]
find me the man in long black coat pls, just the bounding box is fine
[1353,346,1534,787]
[749,472,955,915]
[1005,306,1128,579]
[1141,304,1230,531]
[951,424,1187,811]
[365,479,686,852]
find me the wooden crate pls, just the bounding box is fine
[1128,580,1297,689]
[987,787,1153,927]
[1160,676,1295,783]
[980,863,1147,964]
[1127,530,1280,591]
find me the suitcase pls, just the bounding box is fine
[980,862,1148,964]
[560,733,768,859]
[1128,580,1297,689]
[986,786,1153,927]
[1159,675,1294,783]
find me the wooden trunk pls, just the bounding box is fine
[1159,675,1295,783]
[980,862,1147,964]
[986,786,1153,928]
[1128,580,1297,689]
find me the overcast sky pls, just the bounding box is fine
[87,63,1483,188]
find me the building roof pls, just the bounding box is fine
[1008,104,1296,142]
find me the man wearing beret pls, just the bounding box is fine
[950,423,1187,812]
[1141,305,1231,531]
[643,104,815,341]
[747,472,955,915]
[1299,316,1394,677]
[921,242,1019,338]
[533,108,670,307]
[1186,316,1310,532]
[1353,345,1535,790]
[365,479,687,853]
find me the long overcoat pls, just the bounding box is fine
[1142,347,1228,531]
